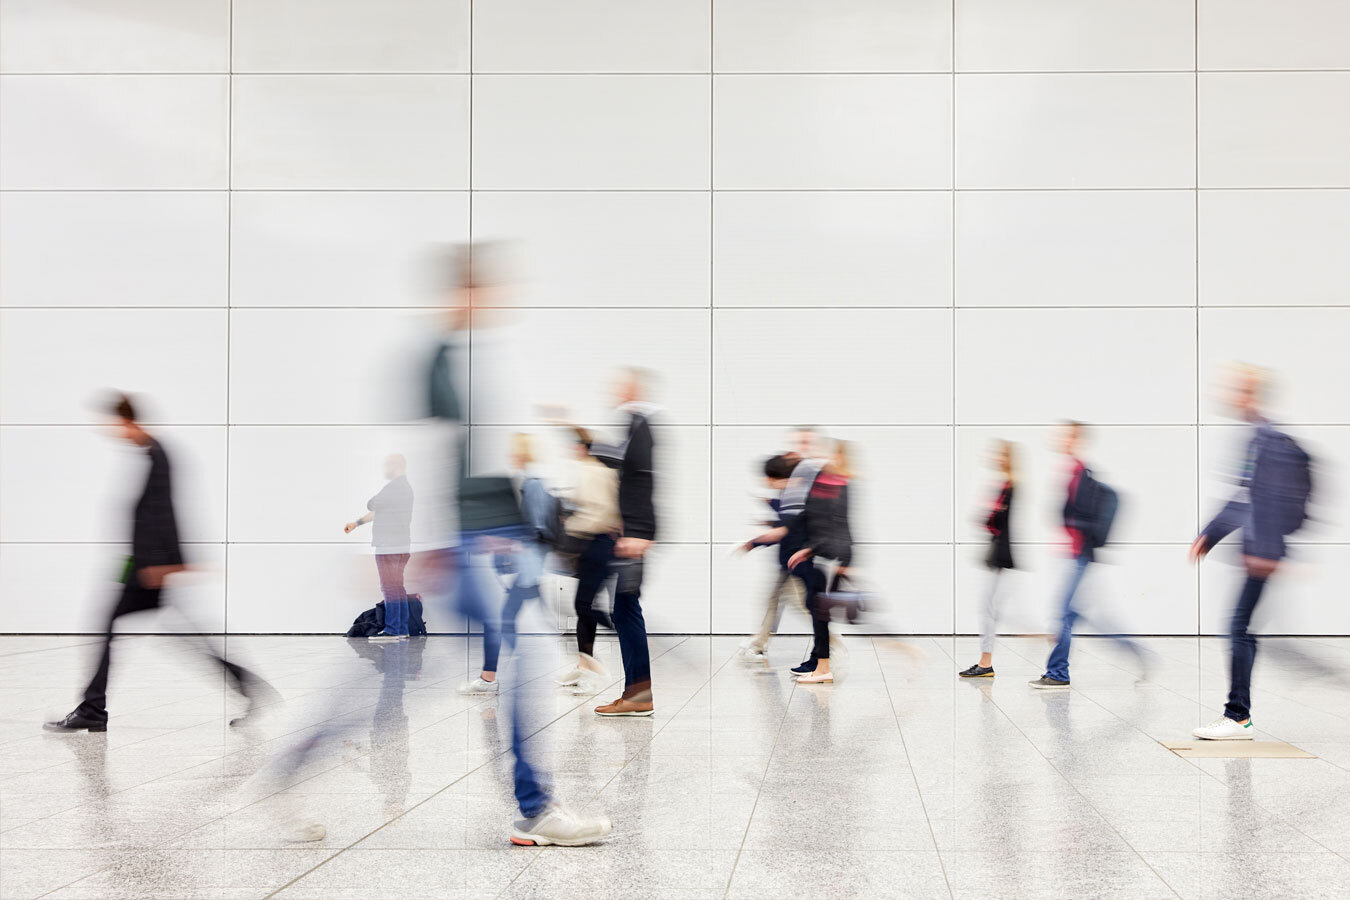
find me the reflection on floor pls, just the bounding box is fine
[4,634,1350,899]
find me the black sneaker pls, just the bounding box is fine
[790,657,818,675]
[959,664,995,678]
[1027,676,1070,690]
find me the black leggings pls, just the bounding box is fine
[572,534,616,657]
[793,560,830,660]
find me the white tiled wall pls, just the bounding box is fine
[4,1,1350,636]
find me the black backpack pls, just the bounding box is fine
[1079,471,1120,549]
[1255,430,1314,536]
[345,594,428,637]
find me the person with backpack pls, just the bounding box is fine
[1029,421,1132,689]
[1189,366,1312,740]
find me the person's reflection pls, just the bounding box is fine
[347,636,423,817]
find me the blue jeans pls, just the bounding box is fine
[447,528,550,818]
[611,556,651,696]
[376,553,410,636]
[1225,574,1267,722]
[483,541,546,674]
[1043,556,1092,682]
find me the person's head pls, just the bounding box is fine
[433,241,512,332]
[990,439,1016,483]
[612,366,654,408]
[1226,363,1269,423]
[571,426,594,460]
[508,433,535,471]
[788,426,819,458]
[828,439,854,479]
[382,453,406,480]
[103,392,148,445]
[1056,420,1086,458]
[762,452,800,491]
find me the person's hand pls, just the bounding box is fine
[138,564,186,588]
[787,548,813,570]
[615,537,653,559]
[736,540,755,554]
[835,566,851,581]
[344,521,358,534]
[1187,536,1209,563]
[1244,555,1280,578]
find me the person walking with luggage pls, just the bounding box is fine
[46,393,271,733]
[1190,366,1313,740]
[960,440,1018,678]
[346,453,414,642]
[589,368,659,717]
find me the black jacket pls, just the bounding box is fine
[800,472,852,566]
[984,482,1015,570]
[131,438,183,570]
[594,407,657,542]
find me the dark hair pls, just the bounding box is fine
[108,392,137,422]
[1063,419,1087,438]
[763,453,800,481]
[572,426,593,450]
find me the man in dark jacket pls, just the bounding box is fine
[46,393,266,732]
[1190,366,1310,740]
[590,368,658,717]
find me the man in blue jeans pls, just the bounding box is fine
[1189,366,1311,741]
[345,454,413,641]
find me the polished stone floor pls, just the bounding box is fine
[4,632,1350,899]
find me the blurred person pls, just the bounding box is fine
[587,368,659,717]
[345,453,414,641]
[423,244,611,845]
[960,440,1018,678]
[46,393,271,733]
[1029,422,1137,690]
[787,440,856,685]
[460,433,554,695]
[1189,366,1313,740]
[736,451,806,662]
[556,427,620,689]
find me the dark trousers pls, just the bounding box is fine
[793,559,830,660]
[612,554,651,697]
[375,553,410,636]
[1225,574,1268,722]
[572,534,616,658]
[78,578,249,721]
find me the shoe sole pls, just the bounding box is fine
[1029,683,1070,690]
[1192,733,1254,741]
[959,672,995,678]
[509,830,610,847]
[797,679,834,685]
[43,724,107,733]
[594,709,654,717]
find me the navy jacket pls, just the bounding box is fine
[594,405,658,542]
[1201,423,1310,562]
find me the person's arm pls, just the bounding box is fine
[344,510,373,534]
[739,525,787,553]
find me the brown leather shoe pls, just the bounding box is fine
[594,697,654,717]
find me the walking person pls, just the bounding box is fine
[737,452,810,662]
[556,427,620,689]
[787,441,856,685]
[1190,366,1313,740]
[46,393,270,733]
[960,441,1018,678]
[589,368,659,717]
[345,454,414,642]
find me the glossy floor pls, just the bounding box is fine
[3,633,1350,899]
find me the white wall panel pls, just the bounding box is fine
[471,308,711,426]
[957,74,1194,189]
[232,0,469,73]
[231,75,469,189]
[1199,308,1350,425]
[0,192,228,308]
[714,75,951,189]
[1199,73,1350,188]
[472,76,709,190]
[1199,0,1350,71]
[955,191,1195,307]
[0,543,226,633]
[0,308,228,425]
[711,426,953,545]
[226,543,403,633]
[713,308,953,425]
[956,308,1197,425]
[474,1,708,73]
[714,0,951,73]
[0,0,228,73]
[0,75,228,189]
[954,426,1198,546]
[472,192,710,307]
[955,0,1193,72]
[1200,546,1350,636]
[0,426,226,544]
[230,192,469,308]
[714,191,952,307]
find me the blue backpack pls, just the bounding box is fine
[1254,430,1314,536]
[1080,471,1119,549]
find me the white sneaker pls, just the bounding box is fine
[556,667,585,687]
[368,633,406,643]
[1192,716,1254,741]
[285,822,327,842]
[579,652,609,678]
[740,648,768,662]
[457,677,499,695]
[510,805,612,847]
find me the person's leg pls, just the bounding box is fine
[376,554,409,636]
[611,558,651,700]
[571,536,613,659]
[77,581,160,721]
[978,569,1001,667]
[1224,574,1268,723]
[793,560,831,674]
[1043,557,1090,682]
[750,569,790,652]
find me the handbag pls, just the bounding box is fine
[815,572,871,624]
